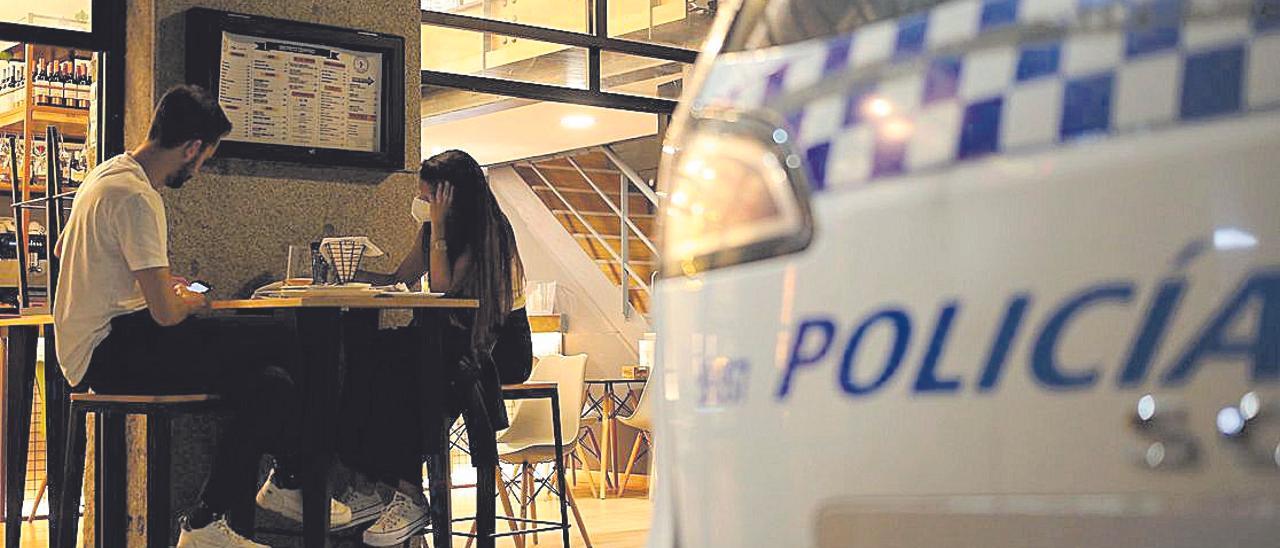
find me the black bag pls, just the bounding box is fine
[490,307,533,385]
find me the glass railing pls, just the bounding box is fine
[422,0,590,33]
[421,24,590,88]
[421,0,714,49]
[601,51,690,98]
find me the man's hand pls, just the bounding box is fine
[174,284,210,311]
[134,267,203,326]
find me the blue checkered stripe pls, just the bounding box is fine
[702,0,1280,192]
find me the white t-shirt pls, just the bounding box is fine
[53,154,169,386]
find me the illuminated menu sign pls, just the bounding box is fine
[217,32,383,153]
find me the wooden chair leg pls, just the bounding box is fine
[497,467,525,548]
[575,445,597,494]
[618,434,645,497]
[28,477,48,523]
[565,485,593,548]
[569,452,577,487]
[527,464,539,544]
[645,434,653,499]
[520,463,531,538]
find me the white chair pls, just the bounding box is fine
[616,381,653,497]
[496,353,592,547]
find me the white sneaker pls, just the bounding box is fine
[361,491,430,547]
[176,516,267,548]
[334,484,385,530]
[255,469,353,528]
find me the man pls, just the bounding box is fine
[54,85,350,547]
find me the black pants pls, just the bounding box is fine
[341,308,533,487]
[78,309,301,516]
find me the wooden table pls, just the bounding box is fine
[0,314,68,548]
[211,294,476,548]
[582,378,646,499]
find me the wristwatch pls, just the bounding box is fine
[431,239,448,251]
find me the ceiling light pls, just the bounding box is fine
[561,114,596,129]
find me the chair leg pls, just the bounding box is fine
[526,464,538,544]
[496,467,524,548]
[645,434,653,500]
[145,415,172,548]
[97,412,127,548]
[519,463,531,537]
[27,478,48,524]
[564,486,593,548]
[618,434,645,497]
[574,446,597,494]
[476,464,496,548]
[568,452,577,487]
[56,407,86,548]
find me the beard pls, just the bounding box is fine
[165,159,199,189]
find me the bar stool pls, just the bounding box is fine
[57,393,222,548]
[461,354,591,548]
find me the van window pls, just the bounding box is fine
[725,0,949,52]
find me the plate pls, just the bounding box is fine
[279,283,372,292]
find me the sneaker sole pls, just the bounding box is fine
[255,490,353,529]
[361,514,430,547]
[331,505,382,532]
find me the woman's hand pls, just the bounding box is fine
[430,182,453,226]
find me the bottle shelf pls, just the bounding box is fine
[0,105,89,139]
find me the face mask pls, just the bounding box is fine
[411,197,431,224]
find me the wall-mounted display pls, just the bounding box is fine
[186,9,406,169]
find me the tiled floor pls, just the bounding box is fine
[1,477,651,547]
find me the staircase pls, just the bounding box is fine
[509,144,660,316]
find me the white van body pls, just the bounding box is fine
[648,0,1280,546]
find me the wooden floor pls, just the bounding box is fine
[0,479,651,547]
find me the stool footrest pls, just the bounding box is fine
[71,393,219,404]
[71,394,222,415]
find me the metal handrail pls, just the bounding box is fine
[600,145,660,207]
[527,164,651,294]
[564,157,658,256]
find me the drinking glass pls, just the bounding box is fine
[284,245,313,286]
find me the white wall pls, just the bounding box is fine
[489,166,650,378]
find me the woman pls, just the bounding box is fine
[342,150,533,547]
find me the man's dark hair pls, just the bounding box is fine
[146,85,233,148]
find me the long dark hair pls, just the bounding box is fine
[422,150,525,350]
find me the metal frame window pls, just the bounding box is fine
[421,1,699,114]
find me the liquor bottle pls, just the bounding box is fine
[32,58,47,106]
[66,61,79,109]
[14,61,24,110]
[44,61,56,107]
[79,64,92,109]
[0,63,10,112]
[55,61,68,108]
[73,65,85,109]
[50,61,66,108]
[66,63,78,109]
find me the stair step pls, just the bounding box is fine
[552,210,655,219]
[534,163,621,176]
[549,208,657,234]
[594,258,657,265]
[533,189,654,216]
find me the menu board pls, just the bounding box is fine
[217,32,383,153]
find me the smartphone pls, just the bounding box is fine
[187,280,212,294]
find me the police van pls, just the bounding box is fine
[649,0,1279,546]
